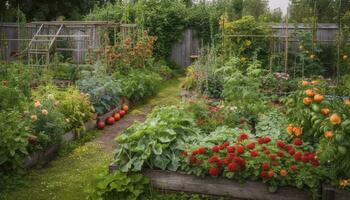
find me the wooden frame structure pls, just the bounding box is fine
[0,21,137,67]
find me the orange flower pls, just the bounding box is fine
[293,127,303,136]
[314,94,324,103]
[324,131,333,139]
[303,97,312,105]
[330,114,341,125]
[321,108,330,116]
[344,99,350,106]
[301,80,309,86]
[287,125,294,135]
[311,80,318,85]
[305,89,315,97]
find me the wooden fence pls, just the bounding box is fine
[169,23,339,67]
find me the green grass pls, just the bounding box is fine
[2,76,183,200]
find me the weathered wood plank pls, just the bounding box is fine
[108,163,309,200]
[322,185,350,200]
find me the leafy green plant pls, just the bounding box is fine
[113,69,162,103]
[0,111,29,188]
[114,106,201,172]
[77,62,121,114]
[28,98,66,149]
[255,109,289,140]
[32,85,94,133]
[88,171,149,200]
[0,85,24,110]
[217,57,268,123]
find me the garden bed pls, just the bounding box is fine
[322,185,350,200]
[23,107,119,169]
[108,163,309,200]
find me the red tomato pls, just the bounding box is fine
[113,113,121,121]
[119,110,126,117]
[97,121,105,130]
[106,117,115,125]
[122,104,129,112]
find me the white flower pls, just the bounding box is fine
[47,94,55,100]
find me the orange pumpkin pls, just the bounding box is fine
[324,131,333,138]
[330,114,341,125]
[314,94,324,103]
[305,89,315,97]
[303,97,312,105]
[321,108,330,116]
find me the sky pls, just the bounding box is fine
[269,0,289,14]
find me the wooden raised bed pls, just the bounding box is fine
[322,185,350,200]
[109,163,309,200]
[24,120,97,168]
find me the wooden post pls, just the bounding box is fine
[284,7,289,74]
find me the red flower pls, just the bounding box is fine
[191,150,199,156]
[211,146,220,153]
[180,151,188,157]
[239,133,248,140]
[227,146,235,153]
[198,147,206,154]
[261,146,268,151]
[268,170,275,177]
[308,153,316,161]
[219,144,226,150]
[294,152,302,161]
[302,156,309,163]
[189,156,197,164]
[271,161,279,166]
[277,140,285,148]
[288,148,295,156]
[260,171,268,178]
[261,162,270,171]
[246,142,256,150]
[209,167,221,176]
[311,160,319,167]
[257,137,265,144]
[290,165,298,172]
[227,162,237,172]
[293,138,303,146]
[284,144,292,151]
[277,150,284,157]
[250,151,259,157]
[269,154,277,161]
[264,137,271,144]
[208,155,219,163]
[234,157,245,169]
[222,141,230,147]
[228,153,235,160]
[264,150,271,155]
[236,145,245,155]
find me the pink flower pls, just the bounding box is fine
[34,101,41,108]
[41,109,49,116]
[31,115,38,121]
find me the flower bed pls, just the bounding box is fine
[108,165,309,200]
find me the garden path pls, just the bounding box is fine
[2,77,183,200]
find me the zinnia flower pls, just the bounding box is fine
[41,109,49,116]
[34,101,42,108]
[31,115,38,121]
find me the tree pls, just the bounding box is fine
[242,0,269,20]
[5,0,108,21]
